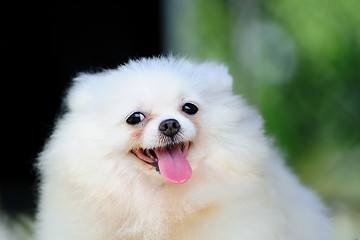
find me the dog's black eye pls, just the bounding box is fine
[126,112,145,125]
[182,103,198,115]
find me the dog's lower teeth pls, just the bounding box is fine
[144,149,156,160]
[145,149,151,158]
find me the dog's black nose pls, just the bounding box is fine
[159,119,181,137]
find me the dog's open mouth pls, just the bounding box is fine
[131,143,192,184]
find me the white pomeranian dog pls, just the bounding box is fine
[35,56,332,240]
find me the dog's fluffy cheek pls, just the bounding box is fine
[179,119,197,141]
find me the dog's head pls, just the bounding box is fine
[48,57,259,186]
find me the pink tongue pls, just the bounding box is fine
[154,146,192,184]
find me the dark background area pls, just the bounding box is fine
[2,2,162,215]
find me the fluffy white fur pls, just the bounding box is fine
[35,57,332,239]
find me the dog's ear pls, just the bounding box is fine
[65,72,97,112]
[196,61,233,94]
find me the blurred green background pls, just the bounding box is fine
[165,0,360,239]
